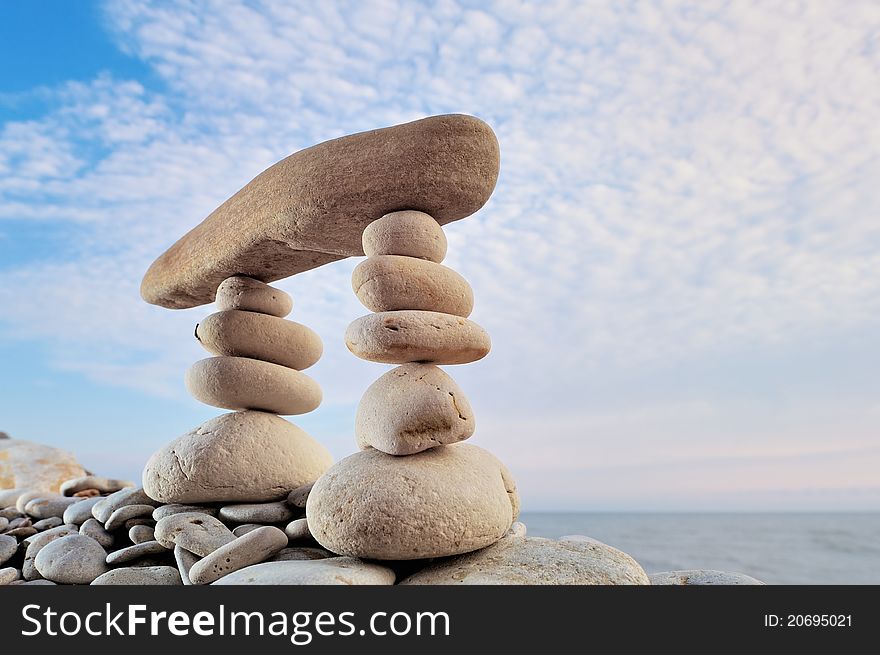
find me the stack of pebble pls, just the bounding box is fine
[141,276,333,505]
[305,210,520,560]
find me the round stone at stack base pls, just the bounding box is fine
[362,210,447,263]
[356,364,475,455]
[352,255,474,317]
[307,443,518,560]
[345,311,491,365]
[195,310,322,371]
[143,411,333,504]
[214,276,292,318]
[185,356,322,415]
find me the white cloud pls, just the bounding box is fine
[1,0,879,507]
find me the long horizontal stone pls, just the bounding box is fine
[141,114,500,309]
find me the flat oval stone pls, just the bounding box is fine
[345,311,490,365]
[269,546,331,562]
[185,357,322,415]
[105,541,168,566]
[92,487,158,524]
[141,114,499,309]
[307,444,518,560]
[80,519,114,548]
[189,526,288,585]
[212,558,395,585]
[353,255,472,317]
[143,411,333,504]
[92,566,182,585]
[154,513,235,557]
[286,482,313,509]
[649,570,765,585]
[34,534,108,584]
[4,527,36,539]
[60,475,135,496]
[152,504,219,521]
[62,496,102,525]
[104,504,156,532]
[24,495,82,519]
[0,567,20,585]
[219,502,294,525]
[174,545,199,585]
[215,276,292,317]
[0,534,18,565]
[400,536,650,585]
[0,517,8,531]
[32,517,63,530]
[356,364,474,455]
[362,211,447,262]
[196,311,322,371]
[129,525,155,544]
[284,518,311,542]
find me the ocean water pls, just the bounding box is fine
[520,512,880,584]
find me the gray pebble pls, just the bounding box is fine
[232,524,263,537]
[174,545,199,586]
[154,513,235,557]
[92,488,158,524]
[34,534,108,584]
[152,504,219,521]
[284,518,311,542]
[0,517,8,532]
[1,567,21,585]
[5,527,37,539]
[219,502,294,524]
[80,518,114,548]
[32,517,64,531]
[269,546,332,562]
[105,541,168,566]
[0,534,17,565]
[0,507,23,520]
[92,566,181,585]
[105,504,156,531]
[24,496,82,520]
[22,525,79,581]
[189,526,288,585]
[286,483,313,509]
[62,496,102,526]
[7,517,31,530]
[129,525,156,544]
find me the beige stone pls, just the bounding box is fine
[154,512,235,557]
[143,411,332,504]
[356,364,474,455]
[92,487,158,523]
[129,524,155,544]
[62,497,101,525]
[401,536,650,585]
[215,276,292,317]
[141,114,499,309]
[362,210,447,263]
[23,495,81,520]
[352,255,472,317]
[189,526,288,585]
[92,566,182,585]
[185,357,322,415]
[60,475,134,496]
[346,311,491,365]
[80,519,114,548]
[0,567,19,585]
[286,482,313,509]
[307,444,518,560]
[24,526,78,581]
[284,518,311,542]
[219,501,294,524]
[104,504,155,531]
[196,310,322,370]
[105,541,168,566]
[649,570,765,585]
[34,534,108,584]
[212,558,396,585]
[32,517,63,530]
[0,438,86,494]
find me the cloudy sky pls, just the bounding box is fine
[1,0,878,510]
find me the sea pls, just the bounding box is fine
[520,512,880,584]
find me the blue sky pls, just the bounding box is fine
[1,1,879,510]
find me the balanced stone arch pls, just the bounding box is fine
[76,114,666,585]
